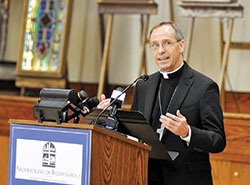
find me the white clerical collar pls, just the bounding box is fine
[159,62,184,79]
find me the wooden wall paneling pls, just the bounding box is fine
[225,92,250,114]
[0,135,9,185]
[211,113,250,163]
[231,162,250,185]
[210,113,250,185]
[0,95,37,136]
[2,81,249,111]
[211,160,232,185]
[0,95,37,185]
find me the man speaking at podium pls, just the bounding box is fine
[98,21,226,185]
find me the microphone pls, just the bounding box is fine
[93,74,149,127]
[109,87,125,116]
[80,97,100,117]
[38,88,99,122]
[34,88,89,123]
[39,88,78,102]
[77,90,88,102]
[39,88,88,107]
[105,87,125,129]
[67,96,99,122]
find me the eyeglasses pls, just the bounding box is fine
[150,40,181,50]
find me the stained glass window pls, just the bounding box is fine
[22,0,66,72]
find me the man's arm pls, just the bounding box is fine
[188,82,226,153]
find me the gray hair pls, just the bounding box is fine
[149,21,184,41]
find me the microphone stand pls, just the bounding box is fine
[92,75,148,127]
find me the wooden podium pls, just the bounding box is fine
[8,119,151,185]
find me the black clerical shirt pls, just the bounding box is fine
[150,64,185,135]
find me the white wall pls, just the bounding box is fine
[4,0,250,92]
[67,0,250,92]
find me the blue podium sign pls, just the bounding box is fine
[8,123,91,185]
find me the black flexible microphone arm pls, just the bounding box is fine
[93,74,149,125]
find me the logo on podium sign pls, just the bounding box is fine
[42,142,56,168]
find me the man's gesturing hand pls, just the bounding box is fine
[97,94,111,109]
[159,110,189,137]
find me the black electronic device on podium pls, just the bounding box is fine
[83,109,171,161]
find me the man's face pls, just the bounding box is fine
[150,24,185,72]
